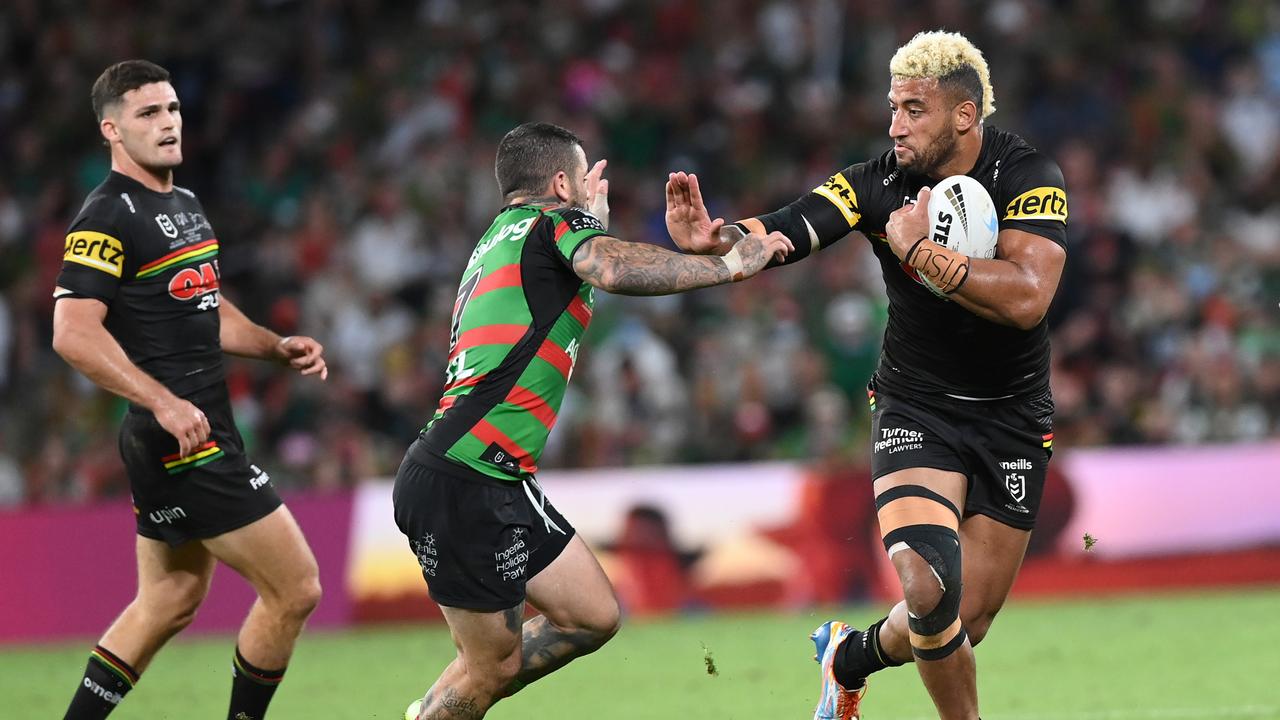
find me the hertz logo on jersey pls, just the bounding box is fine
[813,173,862,228]
[1004,187,1068,223]
[64,231,125,278]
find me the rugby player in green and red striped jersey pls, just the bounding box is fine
[396,122,792,720]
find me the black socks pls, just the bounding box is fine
[227,646,287,720]
[63,645,138,719]
[832,618,904,690]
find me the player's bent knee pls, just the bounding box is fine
[876,485,965,659]
[590,596,623,642]
[543,588,622,645]
[282,576,322,620]
[140,589,204,634]
[164,601,201,634]
[894,553,945,615]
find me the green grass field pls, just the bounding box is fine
[5,588,1278,719]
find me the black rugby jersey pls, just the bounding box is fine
[752,126,1067,400]
[55,171,224,400]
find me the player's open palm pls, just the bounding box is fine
[154,396,211,458]
[734,231,792,279]
[665,172,724,254]
[277,335,329,380]
[584,158,610,230]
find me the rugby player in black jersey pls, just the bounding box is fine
[52,60,328,720]
[666,31,1067,720]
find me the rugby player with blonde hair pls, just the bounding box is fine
[666,30,1068,720]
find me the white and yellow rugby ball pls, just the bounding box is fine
[921,175,999,296]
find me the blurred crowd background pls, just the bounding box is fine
[1,0,1278,505]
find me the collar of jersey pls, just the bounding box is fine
[109,170,175,198]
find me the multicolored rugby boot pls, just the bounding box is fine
[811,621,867,720]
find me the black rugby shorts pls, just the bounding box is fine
[868,384,1054,530]
[392,441,576,611]
[120,386,282,546]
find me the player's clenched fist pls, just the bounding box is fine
[276,335,329,380]
[153,395,211,458]
[724,231,793,281]
[886,186,932,261]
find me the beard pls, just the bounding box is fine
[903,129,959,177]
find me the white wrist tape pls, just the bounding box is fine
[722,245,745,281]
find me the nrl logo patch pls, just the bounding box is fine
[1004,472,1026,502]
[155,213,179,238]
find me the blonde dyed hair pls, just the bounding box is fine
[890,30,996,119]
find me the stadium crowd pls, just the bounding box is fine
[1,0,1277,504]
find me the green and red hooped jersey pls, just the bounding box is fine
[419,204,607,482]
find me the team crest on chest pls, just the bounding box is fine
[155,213,179,238]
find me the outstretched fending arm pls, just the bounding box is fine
[665,171,857,266]
[571,232,793,296]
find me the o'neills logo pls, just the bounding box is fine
[83,677,124,705]
[999,458,1034,471]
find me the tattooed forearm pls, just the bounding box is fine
[573,236,730,295]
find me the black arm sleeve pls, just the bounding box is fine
[742,163,881,267]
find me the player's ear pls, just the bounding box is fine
[551,170,572,202]
[954,99,978,133]
[100,116,120,146]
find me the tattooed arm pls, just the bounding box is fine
[572,232,793,296]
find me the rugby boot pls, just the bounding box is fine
[811,621,868,720]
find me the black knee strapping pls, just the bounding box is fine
[883,523,963,637]
[874,484,961,519]
[912,626,968,661]
[876,485,964,641]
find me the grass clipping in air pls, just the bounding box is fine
[701,642,718,677]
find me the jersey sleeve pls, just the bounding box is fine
[54,200,131,303]
[747,160,883,266]
[545,208,609,268]
[995,152,1068,247]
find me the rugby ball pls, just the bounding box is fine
[921,175,998,295]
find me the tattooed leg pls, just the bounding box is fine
[414,605,524,719]
[419,687,485,720]
[502,614,614,696]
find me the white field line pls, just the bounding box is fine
[895,706,1279,720]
